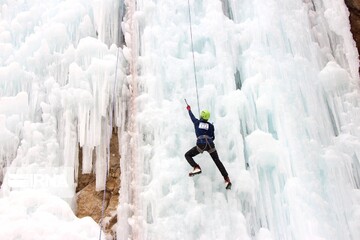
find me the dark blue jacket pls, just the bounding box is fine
[188,110,215,144]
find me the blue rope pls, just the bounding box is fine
[187,0,200,115]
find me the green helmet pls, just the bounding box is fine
[200,110,210,121]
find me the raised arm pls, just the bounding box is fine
[188,109,198,123]
[186,105,198,123]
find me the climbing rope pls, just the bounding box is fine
[187,0,200,114]
[98,47,121,240]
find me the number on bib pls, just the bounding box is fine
[199,122,209,130]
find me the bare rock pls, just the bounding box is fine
[76,131,120,239]
[346,0,360,57]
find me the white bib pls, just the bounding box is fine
[199,122,209,130]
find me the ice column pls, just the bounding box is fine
[0,0,125,198]
[228,0,360,239]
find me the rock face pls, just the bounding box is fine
[346,0,360,56]
[76,131,120,239]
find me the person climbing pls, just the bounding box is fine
[184,103,232,190]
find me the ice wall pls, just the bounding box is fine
[117,0,253,239]
[1,0,360,239]
[117,0,360,240]
[0,0,124,198]
[230,0,360,239]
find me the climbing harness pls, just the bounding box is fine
[98,47,121,240]
[196,135,216,153]
[187,0,200,114]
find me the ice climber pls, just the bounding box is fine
[185,104,232,190]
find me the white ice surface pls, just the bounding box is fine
[0,0,360,240]
[0,190,104,240]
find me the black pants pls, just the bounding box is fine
[185,143,229,178]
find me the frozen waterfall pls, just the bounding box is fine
[0,0,360,240]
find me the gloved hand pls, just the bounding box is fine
[186,105,191,111]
